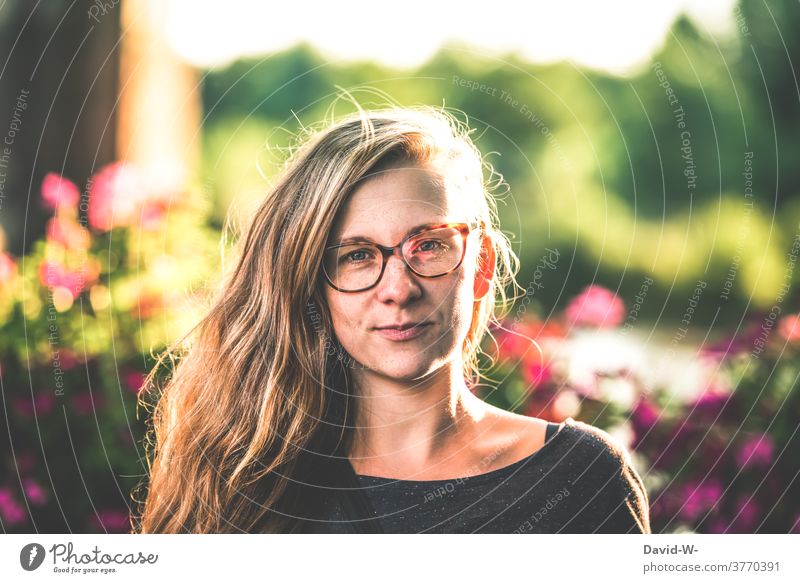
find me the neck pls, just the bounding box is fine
[347,361,490,476]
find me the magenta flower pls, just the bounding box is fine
[88,162,146,231]
[59,350,79,371]
[493,328,530,362]
[689,387,732,421]
[525,362,552,386]
[703,321,764,359]
[652,422,698,469]
[705,516,729,533]
[730,495,761,533]
[678,479,723,521]
[70,390,106,414]
[124,370,147,394]
[630,398,661,447]
[564,285,625,328]
[631,398,660,431]
[41,173,80,213]
[91,509,131,533]
[12,391,56,417]
[22,479,47,506]
[736,432,775,469]
[0,487,26,525]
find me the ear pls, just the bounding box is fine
[473,233,495,300]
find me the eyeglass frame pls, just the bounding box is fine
[321,221,485,293]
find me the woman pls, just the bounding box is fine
[134,105,650,534]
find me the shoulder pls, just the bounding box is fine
[474,407,549,462]
[559,418,651,533]
[560,418,634,466]
[558,417,643,488]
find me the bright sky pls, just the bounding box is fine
[164,0,738,75]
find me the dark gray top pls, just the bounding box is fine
[306,417,651,533]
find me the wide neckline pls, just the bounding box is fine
[353,417,575,485]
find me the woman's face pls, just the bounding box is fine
[322,161,494,382]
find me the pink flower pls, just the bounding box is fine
[124,370,146,394]
[704,321,764,359]
[493,328,532,362]
[140,199,168,231]
[730,495,761,532]
[88,162,146,231]
[41,173,80,213]
[12,392,56,417]
[689,387,732,421]
[70,390,105,414]
[91,509,131,533]
[38,259,100,299]
[632,398,660,429]
[45,217,91,251]
[778,313,800,342]
[0,488,26,525]
[525,362,552,386]
[34,391,55,413]
[490,319,565,362]
[736,432,775,469]
[22,479,47,505]
[706,517,729,533]
[0,252,17,284]
[59,350,79,371]
[679,479,723,521]
[564,285,625,328]
[631,398,660,447]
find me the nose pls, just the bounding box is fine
[375,250,422,304]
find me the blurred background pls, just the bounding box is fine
[0,0,798,533]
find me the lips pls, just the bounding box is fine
[373,322,432,341]
[373,322,428,331]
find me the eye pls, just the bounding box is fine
[341,248,375,264]
[413,239,446,253]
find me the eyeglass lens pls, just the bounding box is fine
[323,226,465,291]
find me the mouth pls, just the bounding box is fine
[372,322,432,341]
[373,321,429,331]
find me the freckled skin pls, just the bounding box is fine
[323,162,482,383]
[323,161,550,479]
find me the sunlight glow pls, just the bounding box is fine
[164,0,737,75]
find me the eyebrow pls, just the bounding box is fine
[334,221,450,246]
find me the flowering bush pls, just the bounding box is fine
[479,286,800,533]
[3,170,797,534]
[0,165,219,533]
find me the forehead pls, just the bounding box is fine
[329,163,473,245]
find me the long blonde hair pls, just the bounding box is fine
[134,104,522,533]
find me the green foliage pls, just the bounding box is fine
[199,2,800,325]
[0,167,220,532]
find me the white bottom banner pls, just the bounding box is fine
[1,534,798,582]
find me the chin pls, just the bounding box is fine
[371,361,429,381]
[363,352,448,382]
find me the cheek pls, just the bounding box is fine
[325,299,374,363]
[440,269,476,336]
[327,297,359,338]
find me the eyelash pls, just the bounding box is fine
[342,240,443,263]
[343,249,374,263]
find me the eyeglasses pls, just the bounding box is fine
[322,222,482,293]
